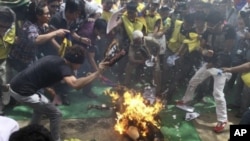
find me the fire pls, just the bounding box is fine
[105,87,164,137]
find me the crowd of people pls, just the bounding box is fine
[1,0,250,140]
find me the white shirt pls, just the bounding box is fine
[0,116,19,141]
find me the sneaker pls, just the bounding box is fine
[213,122,227,133]
[1,84,10,105]
[176,100,194,112]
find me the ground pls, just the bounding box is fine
[16,105,240,141]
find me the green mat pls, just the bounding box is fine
[5,80,231,141]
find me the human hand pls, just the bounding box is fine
[54,29,70,37]
[80,37,91,46]
[98,61,110,72]
[202,49,214,57]
[221,67,231,73]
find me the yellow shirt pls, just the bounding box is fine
[122,15,147,41]
[168,20,185,53]
[145,11,162,33]
[101,10,113,22]
[0,24,16,59]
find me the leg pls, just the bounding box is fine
[26,94,62,141]
[181,63,211,103]
[213,74,228,123]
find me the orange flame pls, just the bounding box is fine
[105,88,163,137]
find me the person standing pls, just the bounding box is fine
[176,10,236,133]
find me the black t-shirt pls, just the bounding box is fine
[201,24,236,67]
[10,55,74,96]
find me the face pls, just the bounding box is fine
[103,1,113,11]
[67,10,81,22]
[0,21,11,37]
[150,3,159,11]
[37,6,51,24]
[127,10,137,22]
[133,37,143,45]
[48,1,60,15]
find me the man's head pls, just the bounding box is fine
[47,0,60,16]
[126,1,138,22]
[64,45,85,70]
[93,18,107,38]
[65,0,85,21]
[9,124,53,141]
[132,30,144,45]
[102,0,114,11]
[150,0,160,11]
[28,1,51,24]
[206,11,224,34]
[0,6,15,37]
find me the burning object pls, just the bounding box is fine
[105,86,165,141]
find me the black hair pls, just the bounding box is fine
[0,6,16,24]
[47,0,60,4]
[126,1,138,12]
[206,11,224,25]
[94,18,107,34]
[9,124,53,141]
[65,0,84,13]
[64,44,85,64]
[27,0,47,23]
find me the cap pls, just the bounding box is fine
[132,30,143,39]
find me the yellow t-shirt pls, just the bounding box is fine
[168,20,185,53]
[144,11,162,33]
[101,10,113,22]
[0,24,16,59]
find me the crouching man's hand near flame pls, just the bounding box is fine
[98,60,110,73]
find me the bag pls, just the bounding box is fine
[241,72,250,87]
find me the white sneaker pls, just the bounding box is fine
[2,84,10,105]
[176,103,195,112]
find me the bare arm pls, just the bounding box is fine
[63,61,108,89]
[63,71,101,89]
[223,62,250,73]
[35,29,69,45]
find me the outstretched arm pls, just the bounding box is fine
[63,61,108,89]
[223,62,250,73]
